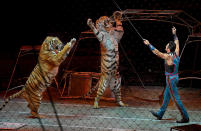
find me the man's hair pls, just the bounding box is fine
[168,41,176,52]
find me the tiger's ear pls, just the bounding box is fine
[42,36,51,51]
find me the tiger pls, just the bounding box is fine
[0,36,76,118]
[87,11,127,108]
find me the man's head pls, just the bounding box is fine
[96,16,112,32]
[165,41,176,53]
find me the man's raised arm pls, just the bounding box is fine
[143,39,169,60]
[172,26,179,56]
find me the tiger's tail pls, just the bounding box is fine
[82,82,99,98]
[0,89,24,110]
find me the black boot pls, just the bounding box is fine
[150,111,162,120]
[176,118,189,123]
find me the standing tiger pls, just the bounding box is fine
[0,36,76,118]
[87,11,127,108]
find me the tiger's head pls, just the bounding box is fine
[42,36,64,54]
[96,16,112,32]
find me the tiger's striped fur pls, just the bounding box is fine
[0,36,76,118]
[87,16,127,108]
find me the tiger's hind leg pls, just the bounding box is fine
[110,76,127,107]
[30,111,45,119]
[94,97,100,109]
[28,101,46,118]
[94,75,109,109]
[23,92,45,118]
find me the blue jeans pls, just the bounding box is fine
[157,75,189,119]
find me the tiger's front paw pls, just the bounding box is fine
[87,18,93,26]
[70,38,76,45]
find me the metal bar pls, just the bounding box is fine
[179,77,201,80]
[180,36,189,60]
[124,9,182,14]
[191,43,199,87]
[126,12,178,15]
[4,50,22,99]
[79,37,96,40]
[123,18,192,27]
[176,16,193,28]
[187,40,201,44]
[127,16,169,18]
[183,11,201,24]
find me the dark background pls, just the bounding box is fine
[0,0,201,90]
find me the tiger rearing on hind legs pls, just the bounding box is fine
[0,36,76,118]
[87,11,127,108]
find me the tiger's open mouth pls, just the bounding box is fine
[56,43,64,51]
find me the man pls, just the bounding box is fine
[143,27,189,123]
[87,11,127,108]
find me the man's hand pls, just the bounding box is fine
[172,26,176,35]
[143,39,150,45]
